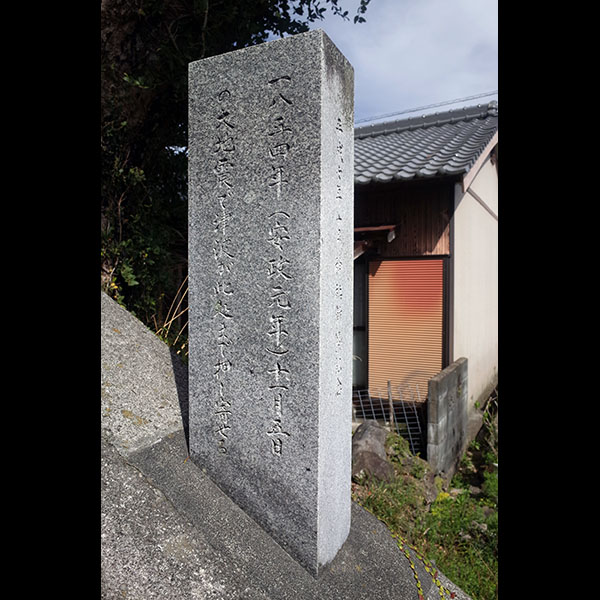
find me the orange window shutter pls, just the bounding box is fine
[368,259,444,401]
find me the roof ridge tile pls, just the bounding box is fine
[354,102,498,185]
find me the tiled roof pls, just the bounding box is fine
[354,101,498,185]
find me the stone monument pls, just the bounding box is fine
[188,30,354,576]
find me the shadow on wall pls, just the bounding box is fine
[169,349,190,450]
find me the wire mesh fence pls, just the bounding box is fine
[352,383,426,456]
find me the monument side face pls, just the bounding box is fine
[317,32,354,568]
[188,30,353,576]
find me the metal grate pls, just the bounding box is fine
[352,383,425,456]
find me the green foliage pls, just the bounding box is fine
[422,492,497,600]
[353,410,499,600]
[386,431,412,462]
[482,470,498,506]
[410,458,426,480]
[358,476,428,546]
[101,0,370,332]
[353,0,371,23]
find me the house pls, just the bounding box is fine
[352,101,498,417]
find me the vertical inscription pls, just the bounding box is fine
[264,75,294,456]
[189,32,355,575]
[211,89,237,454]
[334,117,345,398]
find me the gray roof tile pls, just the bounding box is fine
[354,101,498,185]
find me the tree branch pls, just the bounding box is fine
[200,0,209,59]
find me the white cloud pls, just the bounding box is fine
[311,0,498,121]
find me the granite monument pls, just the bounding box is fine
[188,30,354,576]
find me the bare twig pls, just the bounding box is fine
[117,191,126,242]
[161,306,189,333]
[200,0,209,58]
[161,274,188,332]
[171,319,189,348]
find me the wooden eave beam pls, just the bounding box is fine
[354,240,369,260]
[354,225,397,233]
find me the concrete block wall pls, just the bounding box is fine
[427,357,468,478]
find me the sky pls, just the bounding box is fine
[305,0,498,124]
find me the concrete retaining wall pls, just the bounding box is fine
[427,357,468,478]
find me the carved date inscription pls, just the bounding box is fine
[264,75,295,456]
